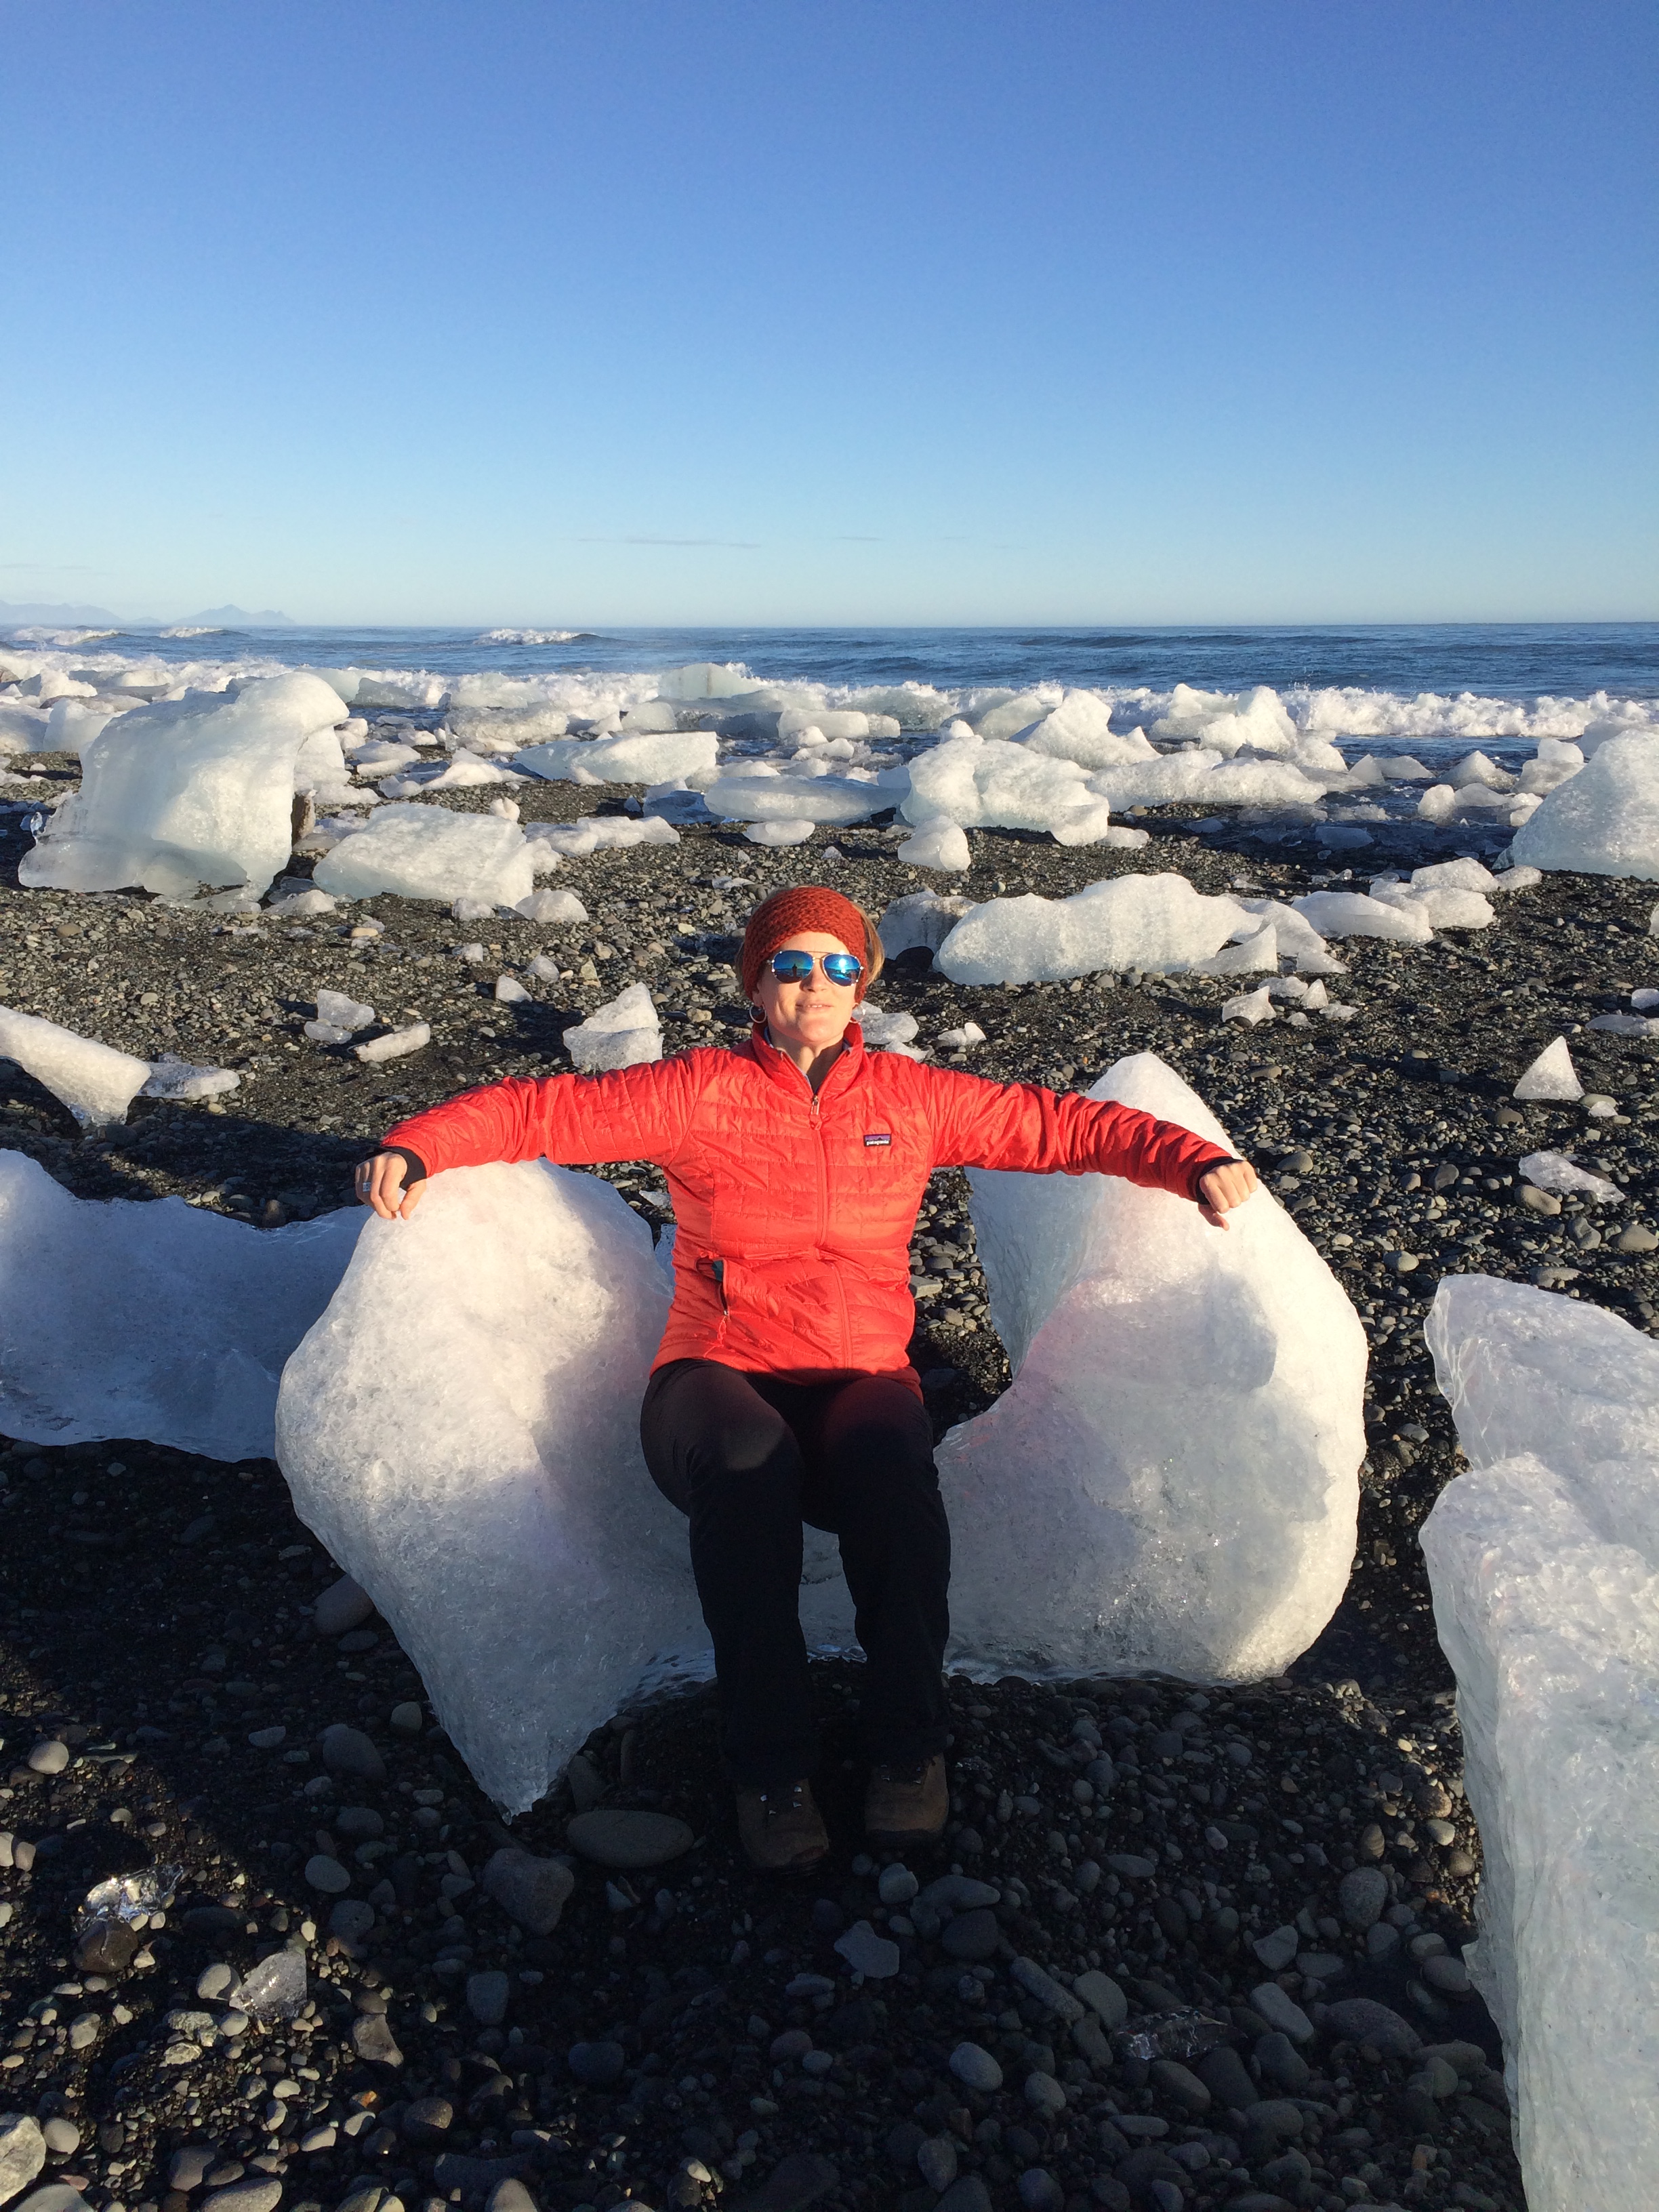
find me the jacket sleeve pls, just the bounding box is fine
[380,1054,708,1179]
[923,1066,1237,1202]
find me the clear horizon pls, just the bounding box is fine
[5,1,1655,628]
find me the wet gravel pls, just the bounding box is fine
[6,760,1658,2212]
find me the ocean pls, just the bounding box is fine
[7,620,1658,768]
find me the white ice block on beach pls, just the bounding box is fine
[18,672,347,899]
[276,1161,686,1812]
[939,1052,1365,1679]
[563,983,662,1073]
[936,874,1246,985]
[1513,1036,1581,1102]
[514,731,718,786]
[141,1054,241,1102]
[901,730,1109,838]
[0,1005,152,1128]
[1292,889,1434,944]
[704,773,889,827]
[314,802,535,907]
[897,818,972,871]
[878,892,975,957]
[354,1021,430,1065]
[1421,1275,1659,2212]
[0,1150,363,1456]
[1510,733,1659,880]
[1018,692,1158,770]
[525,816,678,861]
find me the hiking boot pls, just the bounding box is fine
[864,1753,948,1847]
[735,1777,829,1870]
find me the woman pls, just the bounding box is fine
[356,884,1258,1870]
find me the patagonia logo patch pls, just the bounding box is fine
[863,1132,893,1147]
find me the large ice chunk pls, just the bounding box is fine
[1292,890,1433,945]
[19,673,347,899]
[313,803,535,907]
[1509,733,1659,880]
[1421,1275,1659,2211]
[1149,682,1298,756]
[939,1052,1365,1678]
[936,875,1247,985]
[514,732,718,785]
[275,1162,687,1811]
[1089,752,1323,811]
[878,892,975,958]
[1019,692,1158,770]
[901,731,1111,840]
[702,773,890,827]
[0,1151,363,1457]
[563,983,662,1072]
[896,818,972,871]
[0,1006,152,1127]
[524,816,679,861]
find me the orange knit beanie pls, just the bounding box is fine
[740,884,882,1004]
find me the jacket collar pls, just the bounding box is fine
[747,1020,867,1101]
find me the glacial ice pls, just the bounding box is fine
[1291,890,1433,945]
[0,1006,152,1127]
[1018,692,1158,770]
[897,818,972,870]
[703,773,890,827]
[935,876,1247,985]
[743,818,816,846]
[900,731,1114,842]
[1509,733,1659,880]
[19,672,348,900]
[1368,878,1495,930]
[140,1054,241,1103]
[524,817,678,861]
[0,1151,362,1458]
[514,732,718,786]
[1513,1037,1581,1102]
[1148,682,1298,756]
[939,1052,1366,1679]
[563,984,662,1073]
[1518,1152,1621,1203]
[1420,1274,1659,2212]
[313,804,535,908]
[1088,752,1323,811]
[354,1023,431,1066]
[516,888,589,924]
[1222,984,1275,1025]
[877,892,975,958]
[275,1162,689,1812]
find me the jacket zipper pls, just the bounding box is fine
[808,1091,853,1366]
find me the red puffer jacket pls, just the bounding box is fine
[383,1025,1233,1387]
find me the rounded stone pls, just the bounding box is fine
[567,2039,626,2087]
[1017,2171,1065,2212]
[389,1702,424,1735]
[196,1963,236,2001]
[166,2145,216,2192]
[313,1574,374,1637]
[320,1722,386,1782]
[566,1807,694,1869]
[483,1846,576,1936]
[1422,1952,1472,1995]
[304,1853,352,1895]
[485,2184,538,2212]
[941,1908,1000,1961]
[401,2097,454,2147]
[466,1970,510,2026]
[201,2184,283,2212]
[878,1863,919,1906]
[1023,2071,1067,2118]
[27,1739,70,1776]
[39,2121,79,2156]
[948,2041,1003,2093]
[1337,1864,1389,1931]
[329,1900,376,1942]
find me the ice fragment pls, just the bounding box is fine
[0,1006,151,1128]
[563,983,661,1073]
[1513,1037,1582,1101]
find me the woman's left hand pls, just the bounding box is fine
[1197,1160,1259,1228]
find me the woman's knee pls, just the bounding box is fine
[641,1362,801,1514]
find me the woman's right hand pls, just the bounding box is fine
[356,1153,426,1220]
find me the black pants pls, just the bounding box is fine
[640,1359,951,1787]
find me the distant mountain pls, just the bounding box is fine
[182,605,296,628]
[0,597,138,627]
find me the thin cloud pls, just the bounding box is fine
[577,535,762,550]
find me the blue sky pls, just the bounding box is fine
[3,0,1654,624]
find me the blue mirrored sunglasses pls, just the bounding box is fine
[769,948,864,985]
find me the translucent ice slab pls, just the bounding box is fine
[0,1151,363,1457]
[1422,1274,1659,2212]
